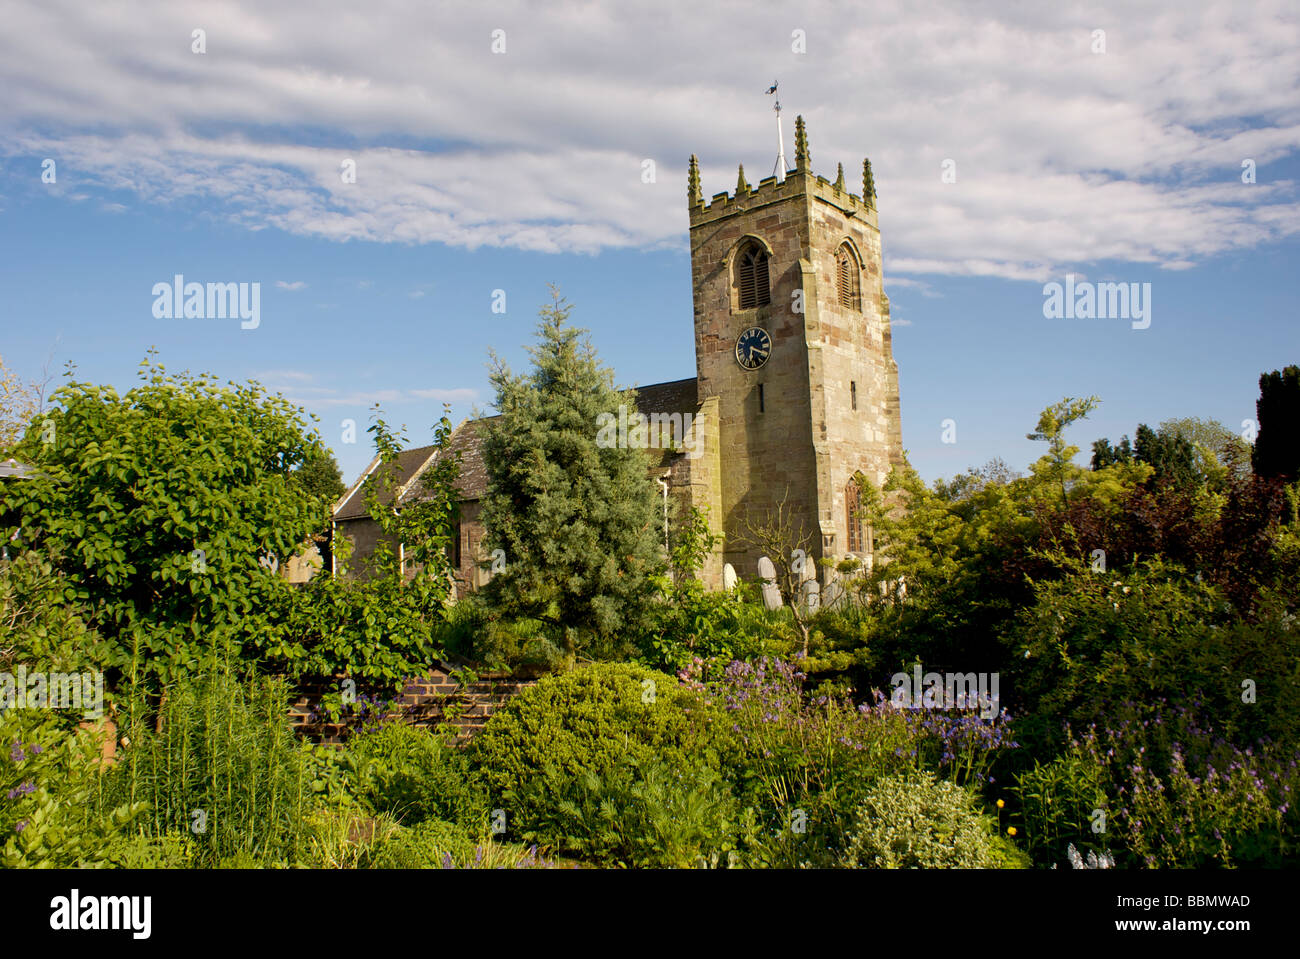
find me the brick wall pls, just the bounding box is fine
[288,664,534,745]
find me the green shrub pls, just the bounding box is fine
[1012,750,1112,867]
[101,830,198,868]
[345,722,489,830]
[1,709,145,868]
[842,771,1014,869]
[371,818,478,868]
[470,662,719,838]
[519,755,746,868]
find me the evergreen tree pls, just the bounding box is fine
[1252,365,1300,482]
[479,290,663,659]
[292,445,346,505]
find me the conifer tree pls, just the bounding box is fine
[1252,364,1300,482]
[479,290,663,658]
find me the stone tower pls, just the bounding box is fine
[687,117,904,578]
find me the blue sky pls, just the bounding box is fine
[2,1,1298,487]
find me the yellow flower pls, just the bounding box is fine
[996,799,1005,809]
[1007,826,1017,836]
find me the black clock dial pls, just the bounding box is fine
[735,327,772,370]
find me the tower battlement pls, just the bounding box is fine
[687,116,880,229]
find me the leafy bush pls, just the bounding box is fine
[0,361,330,690]
[695,659,1019,865]
[0,547,117,676]
[518,755,746,868]
[370,818,478,868]
[470,662,719,838]
[842,771,1015,869]
[344,722,489,830]
[1,709,145,868]
[1007,560,1300,753]
[1012,750,1112,867]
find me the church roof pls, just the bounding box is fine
[334,377,699,519]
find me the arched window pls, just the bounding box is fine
[836,243,860,311]
[846,477,864,553]
[736,242,771,309]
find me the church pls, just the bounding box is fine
[332,116,904,596]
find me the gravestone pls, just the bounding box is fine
[802,578,820,613]
[822,575,845,610]
[757,555,783,610]
[722,563,737,591]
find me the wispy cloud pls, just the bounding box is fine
[276,280,307,291]
[3,1,1298,277]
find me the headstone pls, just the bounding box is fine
[822,576,845,610]
[802,579,820,613]
[722,563,737,591]
[757,556,783,610]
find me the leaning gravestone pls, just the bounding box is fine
[722,563,737,591]
[757,556,783,610]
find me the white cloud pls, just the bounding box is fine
[275,280,307,290]
[2,0,1297,278]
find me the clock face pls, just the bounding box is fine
[735,327,772,370]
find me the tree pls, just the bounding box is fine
[735,488,818,655]
[1157,416,1251,488]
[0,354,43,453]
[291,445,346,505]
[1027,396,1100,508]
[1252,365,1300,482]
[478,290,663,659]
[0,356,331,689]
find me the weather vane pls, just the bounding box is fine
[767,81,787,182]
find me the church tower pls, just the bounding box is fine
[687,117,904,579]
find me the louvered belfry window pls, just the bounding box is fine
[737,243,771,309]
[846,479,863,553]
[836,244,860,310]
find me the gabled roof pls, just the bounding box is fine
[334,377,699,518]
[332,444,440,521]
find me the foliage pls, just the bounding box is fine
[0,357,329,690]
[0,353,45,453]
[1026,395,1101,508]
[1005,559,1300,753]
[344,722,490,830]
[0,546,116,675]
[470,662,719,839]
[1,709,145,867]
[369,817,478,868]
[841,771,1015,869]
[1253,364,1300,482]
[696,658,1020,865]
[478,290,664,659]
[1012,749,1112,867]
[97,669,315,867]
[1060,712,1299,868]
[519,754,746,867]
[290,445,346,506]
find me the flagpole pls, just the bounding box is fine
[770,81,787,183]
